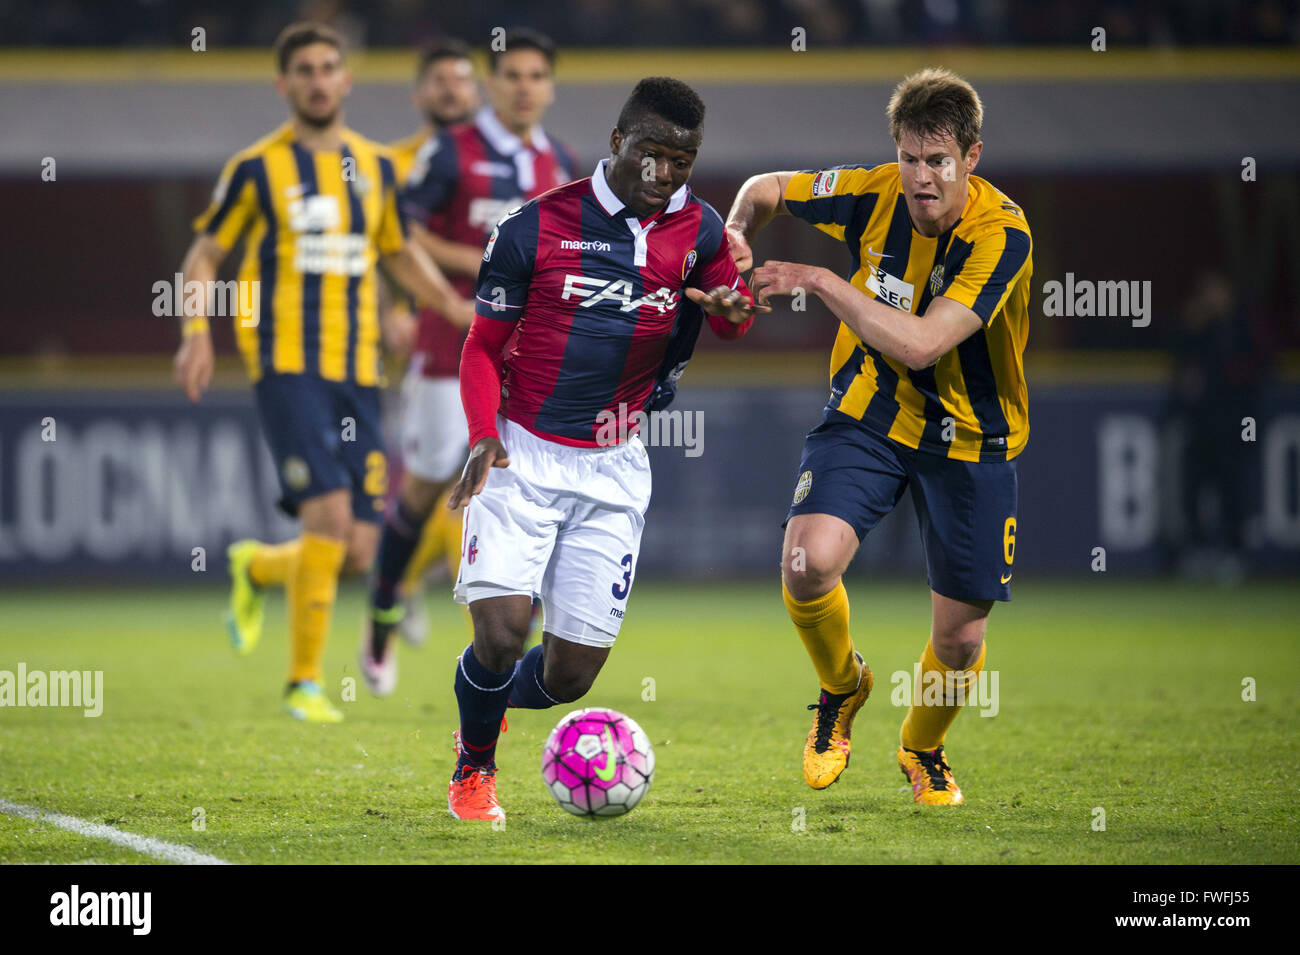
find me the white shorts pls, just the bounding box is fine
[399,372,468,483]
[453,415,652,647]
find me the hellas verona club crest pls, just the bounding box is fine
[792,470,813,505]
[929,264,944,298]
[283,456,311,491]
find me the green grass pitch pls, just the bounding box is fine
[1,579,1296,864]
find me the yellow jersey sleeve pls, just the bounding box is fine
[941,224,1032,326]
[783,166,881,242]
[375,154,406,258]
[192,154,259,250]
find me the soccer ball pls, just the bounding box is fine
[542,707,655,817]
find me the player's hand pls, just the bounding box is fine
[173,331,214,404]
[750,260,824,308]
[684,285,771,324]
[382,308,417,357]
[447,436,510,508]
[725,226,754,272]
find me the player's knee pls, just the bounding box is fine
[401,473,445,519]
[472,621,528,672]
[342,538,374,577]
[300,491,352,540]
[782,543,846,599]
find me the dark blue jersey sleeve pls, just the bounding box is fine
[400,131,460,222]
[647,199,734,411]
[646,298,705,412]
[474,200,540,321]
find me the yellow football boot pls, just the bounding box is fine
[802,651,873,789]
[223,539,265,655]
[897,744,965,805]
[284,681,344,724]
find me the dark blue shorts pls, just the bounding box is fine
[785,411,1018,601]
[253,373,387,523]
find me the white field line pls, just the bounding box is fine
[0,798,231,865]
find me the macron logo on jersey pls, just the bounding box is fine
[562,275,679,313]
[560,239,613,252]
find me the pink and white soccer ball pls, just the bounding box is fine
[542,707,655,817]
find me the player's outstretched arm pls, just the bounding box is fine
[751,260,982,370]
[380,241,476,329]
[683,285,770,326]
[724,171,798,271]
[171,234,226,403]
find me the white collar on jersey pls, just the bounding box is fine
[590,158,689,218]
[475,105,551,157]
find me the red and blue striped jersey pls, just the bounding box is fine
[399,107,576,377]
[471,160,752,447]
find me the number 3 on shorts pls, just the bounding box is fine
[611,553,633,600]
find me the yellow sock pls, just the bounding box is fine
[248,539,300,588]
[782,579,858,694]
[900,640,987,752]
[402,505,447,591]
[287,532,347,684]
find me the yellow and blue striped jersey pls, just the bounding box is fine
[785,163,1032,462]
[193,123,407,386]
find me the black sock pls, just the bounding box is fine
[507,645,564,709]
[370,500,424,614]
[453,645,513,772]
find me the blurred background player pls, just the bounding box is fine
[728,68,1032,804]
[443,77,765,821]
[1168,271,1270,580]
[389,38,479,170]
[381,38,479,648]
[359,28,578,696]
[172,22,474,722]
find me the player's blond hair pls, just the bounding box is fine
[887,68,983,156]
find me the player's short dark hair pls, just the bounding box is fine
[274,22,346,75]
[487,28,556,74]
[416,38,472,80]
[616,77,706,135]
[887,67,983,156]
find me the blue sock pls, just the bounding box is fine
[454,644,513,771]
[370,500,423,612]
[507,645,564,709]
